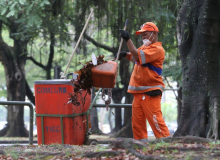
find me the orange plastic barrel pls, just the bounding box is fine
[91,60,117,88]
[34,79,91,145]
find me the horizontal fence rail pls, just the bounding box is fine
[92,104,132,108]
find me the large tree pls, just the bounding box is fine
[0,20,29,136]
[174,0,220,139]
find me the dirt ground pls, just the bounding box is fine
[0,136,220,160]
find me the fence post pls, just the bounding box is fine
[54,66,61,79]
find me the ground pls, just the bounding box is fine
[0,136,220,160]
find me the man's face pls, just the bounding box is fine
[141,31,154,40]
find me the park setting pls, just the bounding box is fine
[0,0,220,159]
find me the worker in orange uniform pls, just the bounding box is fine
[117,22,170,142]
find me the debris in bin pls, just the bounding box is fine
[67,92,80,106]
[74,55,107,94]
[68,55,107,106]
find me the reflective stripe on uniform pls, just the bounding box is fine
[139,50,162,75]
[128,85,164,91]
[153,115,162,132]
[140,50,146,64]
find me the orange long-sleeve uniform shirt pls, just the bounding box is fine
[126,42,170,140]
[126,42,165,93]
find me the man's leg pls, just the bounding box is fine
[132,94,148,140]
[141,94,170,138]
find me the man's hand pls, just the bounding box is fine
[119,29,130,42]
[115,51,127,60]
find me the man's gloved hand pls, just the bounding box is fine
[115,51,127,60]
[119,29,130,42]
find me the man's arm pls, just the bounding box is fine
[126,39,139,61]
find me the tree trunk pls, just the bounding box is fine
[0,24,28,136]
[177,86,182,125]
[109,86,124,134]
[90,88,102,134]
[46,32,55,80]
[174,0,220,139]
[90,107,102,134]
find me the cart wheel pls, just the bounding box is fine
[85,139,98,145]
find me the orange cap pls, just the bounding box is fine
[135,22,159,35]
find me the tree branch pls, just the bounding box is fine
[64,12,117,54]
[46,32,55,69]
[26,56,46,69]
[164,77,182,104]
[25,79,35,105]
[84,33,117,53]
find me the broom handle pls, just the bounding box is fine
[116,19,129,64]
[63,9,94,77]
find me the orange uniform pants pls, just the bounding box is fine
[132,93,170,140]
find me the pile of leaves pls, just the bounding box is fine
[1,136,220,160]
[68,55,107,106]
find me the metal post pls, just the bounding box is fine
[0,101,34,144]
[54,66,61,79]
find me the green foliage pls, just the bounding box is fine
[161,101,177,122]
[0,63,6,99]
[5,151,19,159]
[209,141,220,149]
[162,65,182,85]
[0,0,70,43]
[94,144,108,152]
[65,150,71,157]
[154,141,170,150]
[141,0,178,58]
[184,153,192,160]
[142,147,147,153]
[0,0,50,27]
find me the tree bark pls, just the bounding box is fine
[90,107,102,134]
[0,21,28,137]
[109,86,124,134]
[174,0,220,139]
[177,86,182,125]
[90,88,102,134]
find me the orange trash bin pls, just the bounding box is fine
[91,60,117,88]
[34,79,91,145]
